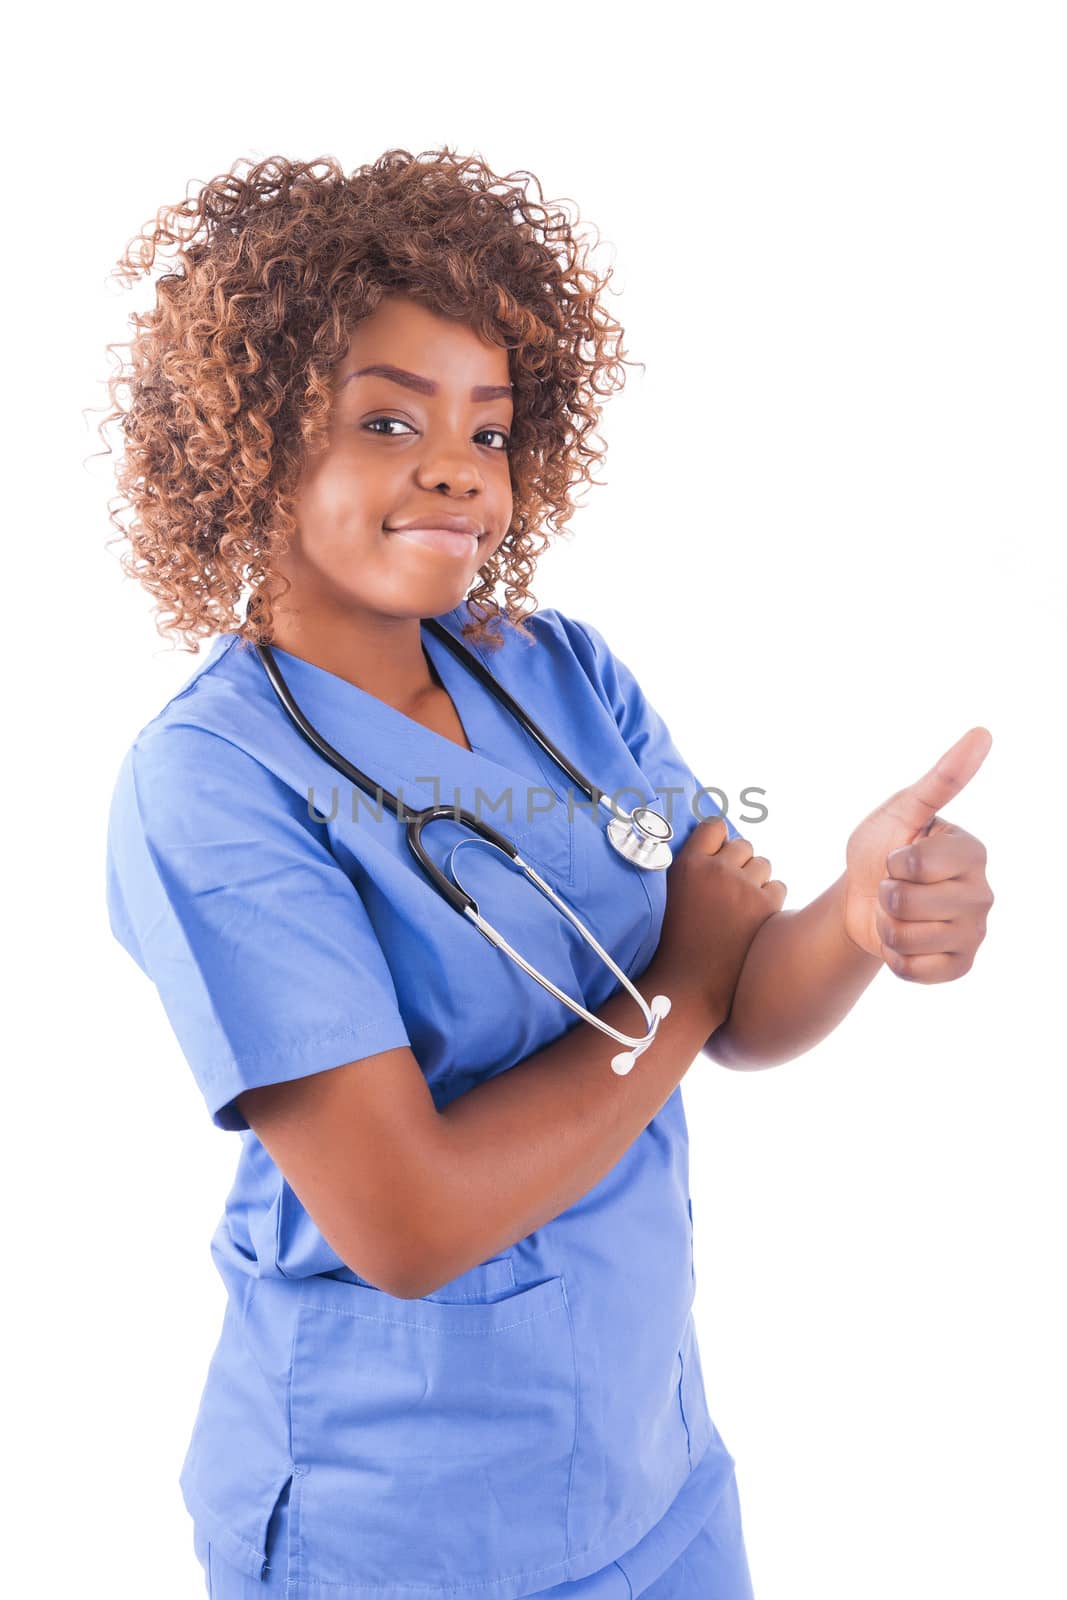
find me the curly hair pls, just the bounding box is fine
[94,148,642,655]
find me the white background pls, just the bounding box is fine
[6,3,1063,1596]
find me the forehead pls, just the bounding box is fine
[338,294,512,396]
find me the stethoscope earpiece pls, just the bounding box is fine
[610,993,671,1074]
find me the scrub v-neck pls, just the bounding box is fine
[418,641,473,754]
[260,618,484,765]
[421,618,585,888]
[258,615,584,887]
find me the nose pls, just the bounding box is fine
[412,432,487,495]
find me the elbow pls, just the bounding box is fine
[700,1020,769,1072]
[380,1258,447,1303]
[701,1028,809,1074]
[701,1009,746,1070]
[389,1232,455,1300]
[386,1271,435,1302]
[379,1220,482,1302]
[700,1036,747,1071]
[376,1275,423,1301]
[328,1221,436,1302]
[355,1223,447,1303]
[335,1141,456,1301]
[342,1256,432,1302]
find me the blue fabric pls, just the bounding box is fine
[108,602,749,1599]
[195,1464,755,1597]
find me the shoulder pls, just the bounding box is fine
[447,599,613,695]
[113,633,240,766]
[123,632,243,743]
[110,635,295,847]
[116,630,287,785]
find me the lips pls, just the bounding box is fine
[385,514,484,537]
[386,526,482,558]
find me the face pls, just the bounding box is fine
[272,292,515,627]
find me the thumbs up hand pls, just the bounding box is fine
[841,728,995,980]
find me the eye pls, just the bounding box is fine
[477,428,511,451]
[363,417,510,451]
[363,416,415,438]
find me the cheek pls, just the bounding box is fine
[296,459,390,543]
[484,519,514,561]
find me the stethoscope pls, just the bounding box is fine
[253,616,675,1075]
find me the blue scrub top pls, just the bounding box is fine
[105,601,746,1600]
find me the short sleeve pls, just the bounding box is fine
[565,615,745,848]
[105,725,413,1133]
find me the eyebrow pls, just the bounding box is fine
[338,363,513,402]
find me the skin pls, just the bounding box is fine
[704,729,995,1070]
[265,291,515,736]
[263,289,995,1068]
[235,294,996,1292]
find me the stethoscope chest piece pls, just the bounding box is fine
[606,805,674,870]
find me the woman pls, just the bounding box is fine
[102,149,993,1599]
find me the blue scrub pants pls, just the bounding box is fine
[193,1472,756,1598]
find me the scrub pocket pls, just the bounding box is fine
[289,1271,578,1590]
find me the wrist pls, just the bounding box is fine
[834,876,885,969]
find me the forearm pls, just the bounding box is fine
[704,871,884,1071]
[406,961,720,1298]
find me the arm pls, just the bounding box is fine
[239,956,722,1301]
[238,811,784,1299]
[702,871,883,1072]
[421,963,719,1296]
[706,725,997,1071]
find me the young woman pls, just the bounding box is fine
[102,149,993,1600]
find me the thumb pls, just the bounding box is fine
[885,726,993,835]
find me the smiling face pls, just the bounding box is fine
[273,292,515,628]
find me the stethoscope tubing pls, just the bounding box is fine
[252,619,672,1072]
[423,619,626,828]
[255,639,514,917]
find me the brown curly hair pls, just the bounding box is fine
[94,148,642,655]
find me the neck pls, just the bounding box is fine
[264,597,446,713]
